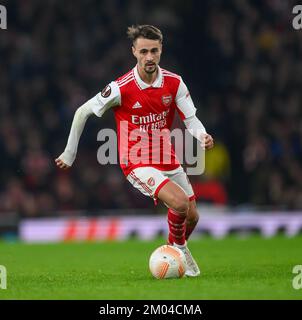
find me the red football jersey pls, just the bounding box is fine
[92,66,196,176]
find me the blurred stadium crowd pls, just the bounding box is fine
[1,0,302,217]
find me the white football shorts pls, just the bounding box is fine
[126,166,195,201]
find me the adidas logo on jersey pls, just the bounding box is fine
[132,101,142,109]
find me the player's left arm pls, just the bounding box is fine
[175,78,214,150]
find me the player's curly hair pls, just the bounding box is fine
[127,25,163,44]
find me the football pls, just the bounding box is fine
[149,245,187,279]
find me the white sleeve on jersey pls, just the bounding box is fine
[92,81,121,117]
[183,115,207,142]
[58,100,94,166]
[58,81,120,166]
[175,78,197,119]
[176,78,207,142]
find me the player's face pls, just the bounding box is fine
[132,38,162,74]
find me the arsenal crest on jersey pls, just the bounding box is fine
[161,94,172,106]
[147,177,155,187]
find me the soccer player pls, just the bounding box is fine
[55,25,214,277]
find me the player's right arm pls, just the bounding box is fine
[55,82,120,169]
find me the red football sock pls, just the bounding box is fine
[167,208,186,245]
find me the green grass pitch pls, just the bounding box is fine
[0,235,302,300]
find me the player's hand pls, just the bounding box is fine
[55,158,71,170]
[201,134,214,150]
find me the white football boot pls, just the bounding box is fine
[174,241,201,277]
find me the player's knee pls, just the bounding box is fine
[171,194,189,215]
